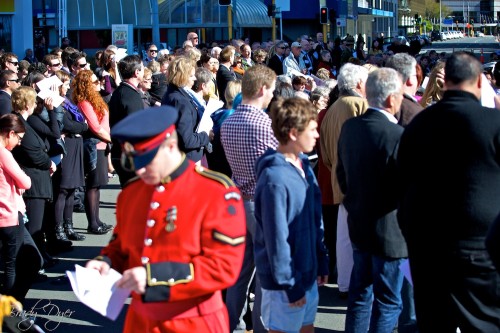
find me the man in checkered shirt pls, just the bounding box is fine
[221,65,278,333]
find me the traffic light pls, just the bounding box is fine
[267,4,275,17]
[320,7,328,24]
[218,0,231,5]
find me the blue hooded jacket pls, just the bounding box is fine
[254,149,329,303]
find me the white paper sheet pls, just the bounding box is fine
[37,90,65,108]
[114,48,128,62]
[480,73,497,108]
[66,264,130,321]
[36,75,63,92]
[197,99,225,134]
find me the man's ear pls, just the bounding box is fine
[289,128,298,142]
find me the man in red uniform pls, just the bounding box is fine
[86,106,246,333]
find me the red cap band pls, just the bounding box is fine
[133,124,175,155]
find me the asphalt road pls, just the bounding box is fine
[15,177,348,333]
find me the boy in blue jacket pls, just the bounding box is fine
[254,97,329,333]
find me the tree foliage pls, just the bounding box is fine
[423,0,451,20]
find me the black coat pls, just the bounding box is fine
[161,84,209,162]
[27,110,61,156]
[397,90,500,251]
[108,82,144,160]
[337,109,407,258]
[216,65,236,105]
[0,90,12,116]
[12,114,53,199]
[267,54,284,76]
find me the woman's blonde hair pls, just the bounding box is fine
[420,61,445,107]
[11,86,37,112]
[168,56,196,87]
[225,80,242,109]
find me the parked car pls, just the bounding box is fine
[382,36,409,52]
[407,34,433,47]
[431,30,442,41]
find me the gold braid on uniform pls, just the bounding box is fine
[195,166,234,189]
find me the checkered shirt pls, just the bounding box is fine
[220,104,278,197]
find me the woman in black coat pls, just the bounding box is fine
[12,86,57,267]
[161,56,210,162]
[52,70,88,242]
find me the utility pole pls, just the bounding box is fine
[272,0,276,42]
[228,6,233,40]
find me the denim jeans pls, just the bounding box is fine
[225,199,266,333]
[345,248,404,333]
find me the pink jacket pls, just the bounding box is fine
[0,146,31,227]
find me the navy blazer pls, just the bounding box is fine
[161,84,209,162]
[267,54,284,76]
[108,82,144,160]
[0,90,12,116]
[337,109,407,258]
[216,65,236,105]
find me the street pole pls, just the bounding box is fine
[439,0,442,32]
[228,5,233,40]
[151,0,160,47]
[272,0,276,42]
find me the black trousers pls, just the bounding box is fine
[411,245,500,333]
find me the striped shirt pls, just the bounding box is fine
[220,104,278,198]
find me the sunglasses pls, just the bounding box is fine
[50,62,61,67]
[277,46,286,50]
[78,63,88,68]
[15,132,24,140]
[8,79,20,83]
[7,60,19,66]
[149,49,158,53]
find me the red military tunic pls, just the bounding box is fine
[99,158,246,333]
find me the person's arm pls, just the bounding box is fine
[78,101,111,143]
[0,149,31,190]
[27,108,61,140]
[306,162,329,285]
[62,111,89,135]
[336,132,347,195]
[319,114,333,171]
[17,130,52,170]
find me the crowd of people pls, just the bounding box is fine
[0,30,500,333]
